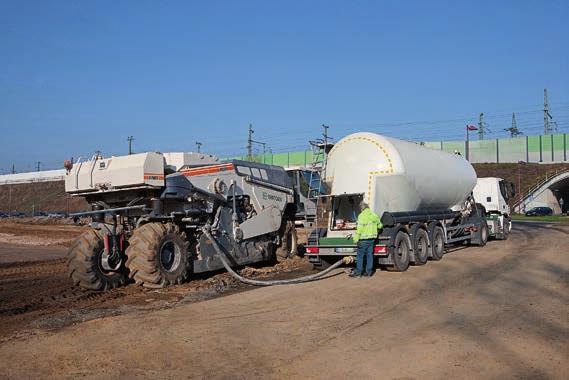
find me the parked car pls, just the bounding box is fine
[0,212,8,218]
[11,211,26,218]
[48,212,66,218]
[32,211,48,217]
[525,206,553,216]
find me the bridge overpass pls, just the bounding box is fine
[513,168,569,214]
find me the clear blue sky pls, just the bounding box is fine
[1,0,568,172]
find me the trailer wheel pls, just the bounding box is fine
[411,226,429,266]
[430,226,445,261]
[388,231,411,272]
[125,223,190,288]
[67,229,129,291]
[276,221,298,261]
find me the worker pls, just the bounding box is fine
[350,201,382,278]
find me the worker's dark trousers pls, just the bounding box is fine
[356,239,374,276]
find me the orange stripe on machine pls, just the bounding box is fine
[181,164,235,177]
[144,173,165,180]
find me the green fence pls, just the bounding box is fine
[224,133,569,167]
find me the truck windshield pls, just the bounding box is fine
[331,194,363,230]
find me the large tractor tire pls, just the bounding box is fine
[67,229,129,291]
[276,221,298,261]
[125,223,191,289]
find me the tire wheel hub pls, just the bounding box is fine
[100,249,122,273]
[160,241,180,272]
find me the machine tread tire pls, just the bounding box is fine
[276,221,298,261]
[126,223,191,288]
[67,229,129,291]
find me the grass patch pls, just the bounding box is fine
[511,214,569,223]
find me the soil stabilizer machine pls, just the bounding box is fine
[64,152,300,290]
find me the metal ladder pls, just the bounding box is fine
[306,139,329,243]
[307,139,326,200]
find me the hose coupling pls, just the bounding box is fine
[342,256,355,264]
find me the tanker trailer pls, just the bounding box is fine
[304,132,489,271]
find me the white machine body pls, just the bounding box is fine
[65,152,219,194]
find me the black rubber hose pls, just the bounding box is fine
[202,229,352,286]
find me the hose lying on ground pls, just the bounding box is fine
[202,229,353,286]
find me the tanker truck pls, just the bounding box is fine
[305,132,507,271]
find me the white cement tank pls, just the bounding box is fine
[324,132,477,213]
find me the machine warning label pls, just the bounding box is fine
[262,192,283,202]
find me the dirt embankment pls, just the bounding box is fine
[0,180,88,214]
[0,219,87,247]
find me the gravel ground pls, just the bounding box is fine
[0,222,567,378]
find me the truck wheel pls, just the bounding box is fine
[430,226,445,261]
[388,231,411,272]
[411,227,429,266]
[67,229,129,291]
[477,222,489,246]
[276,221,298,261]
[125,223,190,288]
[497,218,511,240]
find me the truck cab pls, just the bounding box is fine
[472,177,515,240]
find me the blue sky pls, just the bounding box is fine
[0,0,568,172]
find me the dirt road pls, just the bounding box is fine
[0,242,314,342]
[1,222,568,379]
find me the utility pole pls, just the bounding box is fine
[544,88,553,135]
[36,161,41,172]
[322,124,330,148]
[195,141,202,153]
[478,113,485,140]
[127,136,134,155]
[8,185,12,217]
[247,124,254,161]
[247,123,267,162]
